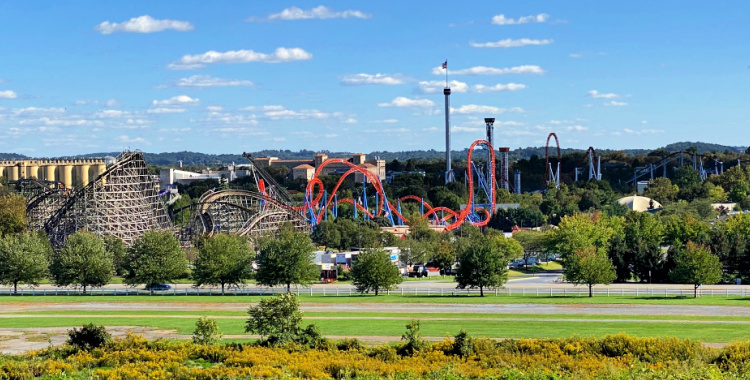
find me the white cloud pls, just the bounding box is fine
[152,95,199,106]
[470,38,553,48]
[344,118,358,124]
[105,99,120,107]
[376,119,399,124]
[491,13,549,25]
[422,127,439,132]
[383,128,410,133]
[604,101,628,106]
[451,105,502,114]
[95,15,193,34]
[147,107,186,114]
[116,135,149,144]
[564,125,588,131]
[432,65,544,75]
[324,133,339,138]
[206,106,224,112]
[623,128,663,135]
[169,48,312,69]
[453,126,482,133]
[173,75,254,87]
[341,73,405,85]
[93,109,128,118]
[378,97,435,108]
[264,6,370,21]
[569,53,582,58]
[418,80,468,93]
[641,120,648,124]
[587,90,619,99]
[496,121,525,127]
[0,90,17,99]
[472,83,526,92]
[12,107,65,115]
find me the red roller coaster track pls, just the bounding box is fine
[304,139,496,231]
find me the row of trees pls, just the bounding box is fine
[551,212,724,297]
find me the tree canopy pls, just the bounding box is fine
[350,248,402,295]
[193,234,254,294]
[124,230,186,293]
[255,225,318,292]
[50,231,113,294]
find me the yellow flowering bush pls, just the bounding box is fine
[0,333,748,379]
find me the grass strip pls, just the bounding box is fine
[2,316,750,342]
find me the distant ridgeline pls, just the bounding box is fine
[0,141,744,166]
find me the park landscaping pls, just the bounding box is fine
[2,332,750,379]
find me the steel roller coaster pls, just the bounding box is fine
[302,139,496,231]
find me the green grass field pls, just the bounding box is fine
[2,293,750,305]
[1,314,748,342]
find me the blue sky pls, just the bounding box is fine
[0,1,748,156]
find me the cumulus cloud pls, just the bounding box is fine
[241,105,343,121]
[376,119,399,124]
[587,90,619,99]
[564,125,588,131]
[378,97,435,108]
[92,109,128,118]
[172,75,254,87]
[169,48,312,69]
[12,107,65,115]
[451,105,516,114]
[432,65,544,75]
[453,126,482,133]
[151,95,199,106]
[262,6,370,21]
[604,101,628,106]
[341,73,405,85]
[623,128,663,135]
[491,13,549,25]
[470,38,553,48]
[0,90,17,99]
[147,108,186,114]
[95,15,193,34]
[116,135,149,144]
[472,83,526,92]
[418,80,468,93]
[206,106,224,112]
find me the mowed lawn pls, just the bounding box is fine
[2,314,750,342]
[4,302,750,343]
[2,293,750,305]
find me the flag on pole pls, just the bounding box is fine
[441,60,447,69]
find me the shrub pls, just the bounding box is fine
[398,320,429,356]
[368,345,398,362]
[67,324,111,351]
[336,338,365,352]
[295,324,328,349]
[193,316,222,345]
[450,330,474,358]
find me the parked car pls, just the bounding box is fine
[145,283,171,291]
[408,265,429,278]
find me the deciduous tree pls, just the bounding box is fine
[670,242,722,298]
[0,194,27,237]
[0,233,50,294]
[124,230,186,294]
[455,236,512,296]
[245,293,302,344]
[255,225,318,292]
[193,234,253,295]
[51,231,113,294]
[564,246,616,297]
[350,248,402,295]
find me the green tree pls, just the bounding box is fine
[670,242,722,298]
[51,231,113,294]
[622,212,664,283]
[255,225,318,292]
[454,236,511,296]
[564,246,616,297]
[310,220,341,250]
[193,316,222,345]
[644,177,678,204]
[551,213,620,260]
[124,230,186,294]
[102,235,127,276]
[512,230,548,263]
[0,233,50,294]
[399,320,428,356]
[430,240,456,274]
[0,194,27,237]
[193,234,254,295]
[350,248,402,295]
[245,293,302,344]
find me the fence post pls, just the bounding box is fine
[310,287,313,296]
[401,288,404,296]
[636,288,639,297]
[336,287,339,297]
[495,288,498,296]
[563,288,566,297]
[607,288,609,297]
[323,288,326,296]
[536,288,539,296]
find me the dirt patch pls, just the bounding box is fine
[0,326,180,355]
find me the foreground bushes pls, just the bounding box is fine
[1,333,750,379]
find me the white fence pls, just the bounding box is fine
[1,286,749,297]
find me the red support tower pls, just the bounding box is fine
[498,147,510,191]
